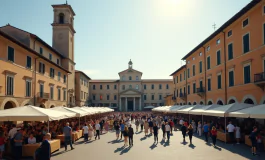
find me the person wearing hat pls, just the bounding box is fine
[14,128,23,160]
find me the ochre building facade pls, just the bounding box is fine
[169,0,265,106]
[89,60,173,111]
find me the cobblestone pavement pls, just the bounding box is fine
[46,126,264,160]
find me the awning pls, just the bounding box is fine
[189,104,221,115]
[176,105,205,114]
[144,106,155,109]
[202,103,253,117]
[50,106,80,117]
[228,104,265,119]
[0,105,76,121]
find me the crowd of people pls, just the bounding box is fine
[0,112,263,159]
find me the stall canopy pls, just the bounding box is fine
[80,107,99,114]
[202,103,253,117]
[64,107,90,117]
[144,106,155,109]
[0,105,76,121]
[50,106,80,117]
[169,105,189,113]
[189,104,221,115]
[176,105,205,114]
[228,104,265,119]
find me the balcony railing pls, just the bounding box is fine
[179,93,186,98]
[254,72,265,83]
[37,92,49,100]
[196,87,205,93]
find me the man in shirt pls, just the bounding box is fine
[36,133,51,160]
[203,122,209,142]
[165,122,171,142]
[83,123,89,141]
[8,124,17,139]
[226,121,235,144]
[63,122,74,151]
[14,128,23,160]
[128,124,134,146]
[249,126,258,156]
[120,122,125,140]
[95,121,101,140]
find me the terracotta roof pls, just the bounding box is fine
[0,30,71,73]
[170,65,186,76]
[75,70,91,80]
[182,0,261,60]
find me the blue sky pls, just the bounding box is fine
[0,0,251,79]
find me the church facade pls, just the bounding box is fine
[89,60,173,111]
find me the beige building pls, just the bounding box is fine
[89,60,173,111]
[0,2,78,109]
[75,70,91,106]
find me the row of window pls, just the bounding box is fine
[6,75,66,101]
[40,47,60,66]
[7,46,67,83]
[175,63,255,96]
[176,32,253,83]
[92,94,164,101]
[92,84,170,90]
[121,75,140,81]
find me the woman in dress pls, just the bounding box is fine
[191,120,196,133]
[235,124,241,144]
[144,121,149,136]
[211,126,217,147]
[187,124,193,144]
[88,124,94,140]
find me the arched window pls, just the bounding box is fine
[188,102,191,105]
[129,76,132,80]
[59,13,64,24]
[228,99,235,104]
[217,100,223,105]
[200,101,204,105]
[129,85,132,89]
[180,103,182,105]
[135,85,139,90]
[208,101,213,105]
[193,102,197,105]
[244,98,254,104]
[166,84,169,89]
[136,76,139,80]
[122,76,126,80]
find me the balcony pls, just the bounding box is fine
[37,92,49,102]
[196,87,205,97]
[254,72,265,90]
[179,93,187,100]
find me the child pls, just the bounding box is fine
[256,133,263,152]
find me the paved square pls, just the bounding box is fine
[50,126,265,160]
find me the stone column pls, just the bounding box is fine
[125,97,128,112]
[139,97,142,111]
[133,97,135,111]
[119,97,122,111]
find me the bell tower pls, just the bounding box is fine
[128,59,133,69]
[51,2,76,106]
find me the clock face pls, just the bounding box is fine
[58,33,63,39]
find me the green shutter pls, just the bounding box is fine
[218,75,221,89]
[243,34,250,53]
[228,44,233,60]
[207,57,210,69]
[199,61,202,73]
[207,79,211,91]
[263,23,265,44]
[8,46,14,62]
[229,71,234,87]
[244,66,251,84]
[217,51,221,65]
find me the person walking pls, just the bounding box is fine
[191,120,196,133]
[181,124,187,142]
[249,126,258,156]
[187,124,193,144]
[123,127,129,147]
[165,122,171,142]
[13,128,23,160]
[83,123,89,141]
[197,121,202,136]
[63,123,74,151]
[144,121,149,136]
[161,121,166,140]
[153,123,159,143]
[203,122,209,142]
[88,124,94,140]
[226,121,235,145]
[169,120,174,135]
[149,120,153,135]
[115,123,120,140]
[135,119,140,133]
[95,121,101,140]
[211,126,217,147]
[128,124,134,146]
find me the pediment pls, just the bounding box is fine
[118,68,142,75]
[120,89,142,95]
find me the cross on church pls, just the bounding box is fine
[212,23,216,31]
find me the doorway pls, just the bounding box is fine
[127,101,133,111]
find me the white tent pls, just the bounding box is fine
[50,106,80,117]
[228,104,265,119]
[202,103,253,117]
[64,107,90,117]
[189,104,221,115]
[144,106,155,109]
[176,105,205,114]
[0,105,75,121]
[168,105,189,113]
[80,107,99,114]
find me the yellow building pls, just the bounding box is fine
[89,60,173,111]
[75,70,91,106]
[0,2,78,109]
